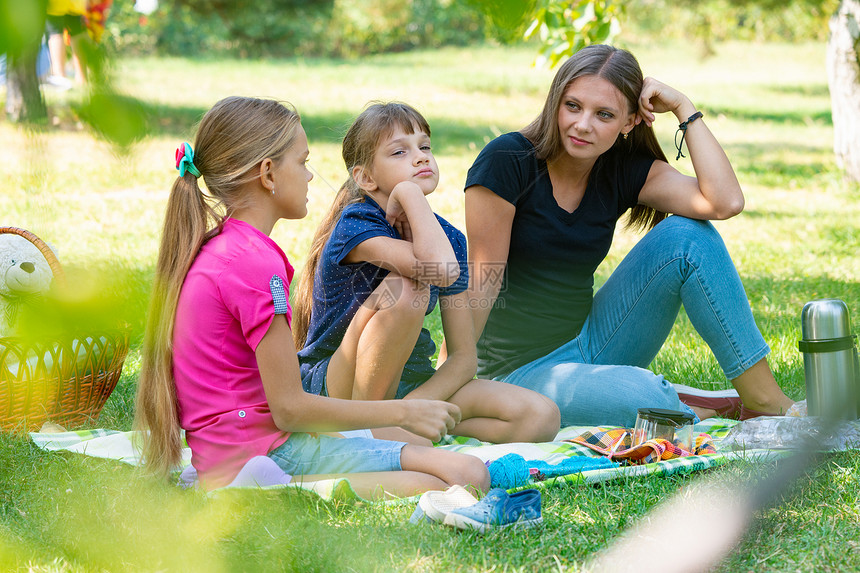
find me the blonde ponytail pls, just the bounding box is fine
[135,97,301,477]
[136,175,218,475]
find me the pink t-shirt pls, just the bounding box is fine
[173,218,293,489]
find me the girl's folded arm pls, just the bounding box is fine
[346,235,459,287]
[256,315,461,440]
[344,182,458,286]
[388,181,456,270]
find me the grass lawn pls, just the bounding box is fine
[1,40,859,571]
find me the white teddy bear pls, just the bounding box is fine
[0,233,56,336]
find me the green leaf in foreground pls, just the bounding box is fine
[74,91,150,150]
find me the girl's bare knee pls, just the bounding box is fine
[517,393,561,442]
[371,275,429,318]
[402,446,489,493]
[452,455,490,494]
[534,394,561,441]
[391,275,430,315]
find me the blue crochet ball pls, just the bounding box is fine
[488,453,531,490]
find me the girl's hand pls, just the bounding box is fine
[636,77,694,128]
[399,399,462,442]
[393,217,413,242]
[385,181,425,232]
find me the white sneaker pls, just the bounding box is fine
[409,485,479,524]
[44,75,73,90]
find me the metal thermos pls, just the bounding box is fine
[798,299,859,419]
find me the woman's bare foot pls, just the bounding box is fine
[731,358,795,415]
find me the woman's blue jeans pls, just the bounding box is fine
[501,216,770,428]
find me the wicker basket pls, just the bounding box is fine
[0,227,129,431]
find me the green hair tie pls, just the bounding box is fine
[175,142,202,178]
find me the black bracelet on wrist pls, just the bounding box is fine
[674,111,704,160]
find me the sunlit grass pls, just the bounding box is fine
[1,39,859,572]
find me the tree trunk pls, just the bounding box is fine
[5,42,47,123]
[827,0,860,183]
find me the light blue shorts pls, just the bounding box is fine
[267,432,406,477]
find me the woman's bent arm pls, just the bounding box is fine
[464,185,516,339]
[256,315,461,442]
[636,77,744,220]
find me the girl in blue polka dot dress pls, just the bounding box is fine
[294,102,560,445]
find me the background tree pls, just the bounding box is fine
[523,0,625,67]
[827,0,860,182]
[170,0,335,56]
[0,0,335,125]
[109,0,487,58]
[1,0,48,122]
[1,0,147,149]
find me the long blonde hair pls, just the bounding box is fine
[521,44,667,231]
[136,96,301,477]
[292,101,431,349]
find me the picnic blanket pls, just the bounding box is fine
[28,418,806,502]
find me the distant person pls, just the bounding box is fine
[464,44,797,428]
[0,37,51,86]
[45,0,93,87]
[136,96,490,497]
[292,102,560,445]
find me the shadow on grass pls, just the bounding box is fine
[136,99,830,162]
[701,104,832,126]
[742,276,860,322]
[132,100,500,155]
[766,84,831,98]
[720,141,835,188]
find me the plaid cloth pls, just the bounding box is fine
[437,419,791,493]
[567,428,717,464]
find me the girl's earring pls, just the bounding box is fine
[622,132,629,140]
[271,186,276,196]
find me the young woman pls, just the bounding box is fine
[464,45,796,428]
[293,102,559,444]
[135,96,490,497]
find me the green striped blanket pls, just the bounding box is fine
[28,418,791,501]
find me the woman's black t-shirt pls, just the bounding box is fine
[464,132,654,380]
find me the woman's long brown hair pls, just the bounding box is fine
[521,44,668,231]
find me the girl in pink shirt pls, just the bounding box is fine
[135,96,490,497]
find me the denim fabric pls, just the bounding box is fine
[267,433,405,477]
[501,216,770,428]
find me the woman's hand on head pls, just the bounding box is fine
[398,399,461,443]
[636,77,695,128]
